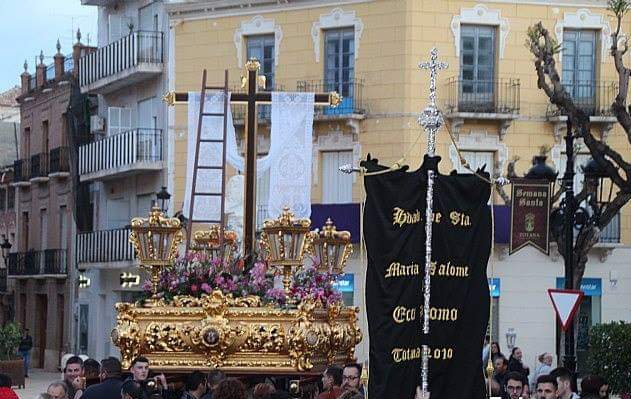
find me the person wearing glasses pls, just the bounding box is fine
[504,372,525,399]
[340,363,364,398]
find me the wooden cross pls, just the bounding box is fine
[164,59,340,257]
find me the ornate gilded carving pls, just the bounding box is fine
[112,291,362,373]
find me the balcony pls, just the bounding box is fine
[79,128,163,182]
[79,31,163,94]
[77,228,135,267]
[297,79,366,123]
[7,250,67,278]
[49,147,70,178]
[29,153,49,183]
[546,81,618,142]
[444,78,521,139]
[11,159,31,187]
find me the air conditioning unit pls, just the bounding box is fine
[90,115,105,133]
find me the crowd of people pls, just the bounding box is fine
[485,340,611,399]
[0,356,366,399]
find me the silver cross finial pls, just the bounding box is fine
[418,48,448,156]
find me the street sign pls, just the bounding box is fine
[548,289,584,331]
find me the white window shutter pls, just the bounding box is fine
[322,151,353,204]
[109,15,122,43]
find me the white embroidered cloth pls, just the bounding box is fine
[268,92,315,219]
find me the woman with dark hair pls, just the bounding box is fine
[214,378,246,399]
[508,347,530,377]
[581,375,606,399]
[491,341,503,363]
[0,374,19,399]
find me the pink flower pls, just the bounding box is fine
[191,284,198,293]
[201,283,212,293]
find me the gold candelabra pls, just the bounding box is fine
[310,218,353,275]
[129,205,183,306]
[191,225,238,267]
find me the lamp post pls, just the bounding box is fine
[0,237,11,267]
[505,328,517,351]
[156,186,171,214]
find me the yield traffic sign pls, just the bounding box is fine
[548,289,584,331]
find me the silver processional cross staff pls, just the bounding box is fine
[418,47,448,395]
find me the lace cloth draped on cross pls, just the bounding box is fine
[185,91,315,220]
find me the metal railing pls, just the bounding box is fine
[45,63,56,82]
[79,30,164,88]
[7,249,67,276]
[599,213,621,243]
[13,158,31,182]
[78,128,163,176]
[445,77,520,114]
[547,81,617,118]
[63,56,74,74]
[49,147,70,174]
[30,152,49,179]
[232,84,285,122]
[297,78,365,115]
[77,227,135,264]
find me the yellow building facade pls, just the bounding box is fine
[166,0,631,373]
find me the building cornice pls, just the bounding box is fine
[166,0,373,21]
[479,0,609,8]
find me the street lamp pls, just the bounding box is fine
[0,237,11,267]
[505,328,517,351]
[156,186,171,214]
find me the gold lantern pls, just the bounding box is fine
[192,225,238,266]
[129,205,183,306]
[261,207,313,303]
[311,218,353,275]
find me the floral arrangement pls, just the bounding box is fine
[142,252,342,307]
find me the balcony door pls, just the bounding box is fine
[138,97,158,161]
[139,3,159,62]
[562,30,596,112]
[460,25,495,112]
[247,35,275,119]
[324,28,355,114]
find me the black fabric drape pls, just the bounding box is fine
[363,156,491,399]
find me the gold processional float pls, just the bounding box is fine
[112,206,361,374]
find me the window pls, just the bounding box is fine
[21,212,28,251]
[562,30,597,111]
[106,198,130,229]
[246,35,275,90]
[460,25,496,111]
[137,98,158,160]
[324,28,355,101]
[136,193,154,217]
[108,107,132,136]
[322,151,353,204]
[457,150,495,177]
[23,127,30,158]
[0,188,5,212]
[59,206,67,251]
[79,304,89,354]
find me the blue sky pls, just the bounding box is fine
[0,0,97,91]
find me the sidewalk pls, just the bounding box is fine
[13,369,60,399]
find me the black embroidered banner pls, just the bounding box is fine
[363,156,491,399]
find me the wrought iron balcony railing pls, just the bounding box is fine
[7,249,67,276]
[79,30,164,91]
[77,227,135,264]
[547,81,618,118]
[78,128,163,178]
[13,158,30,182]
[297,78,365,116]
[49,146,70,175]
[30,152,49,179]
[445,78,520,114]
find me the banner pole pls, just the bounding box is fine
[418,47,448,395]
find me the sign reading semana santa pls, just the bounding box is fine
[363,157,491,399]
[548,289,584,331]
[510,179,551,255]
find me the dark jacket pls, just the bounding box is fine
[81,377,123,399]
[18,335,33,352]
[508,358,529,377]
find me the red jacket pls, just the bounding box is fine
[0,387,19,399]
[317,386,344,399]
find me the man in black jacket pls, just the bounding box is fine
[81,357,123,399]
[17,329,33,378]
